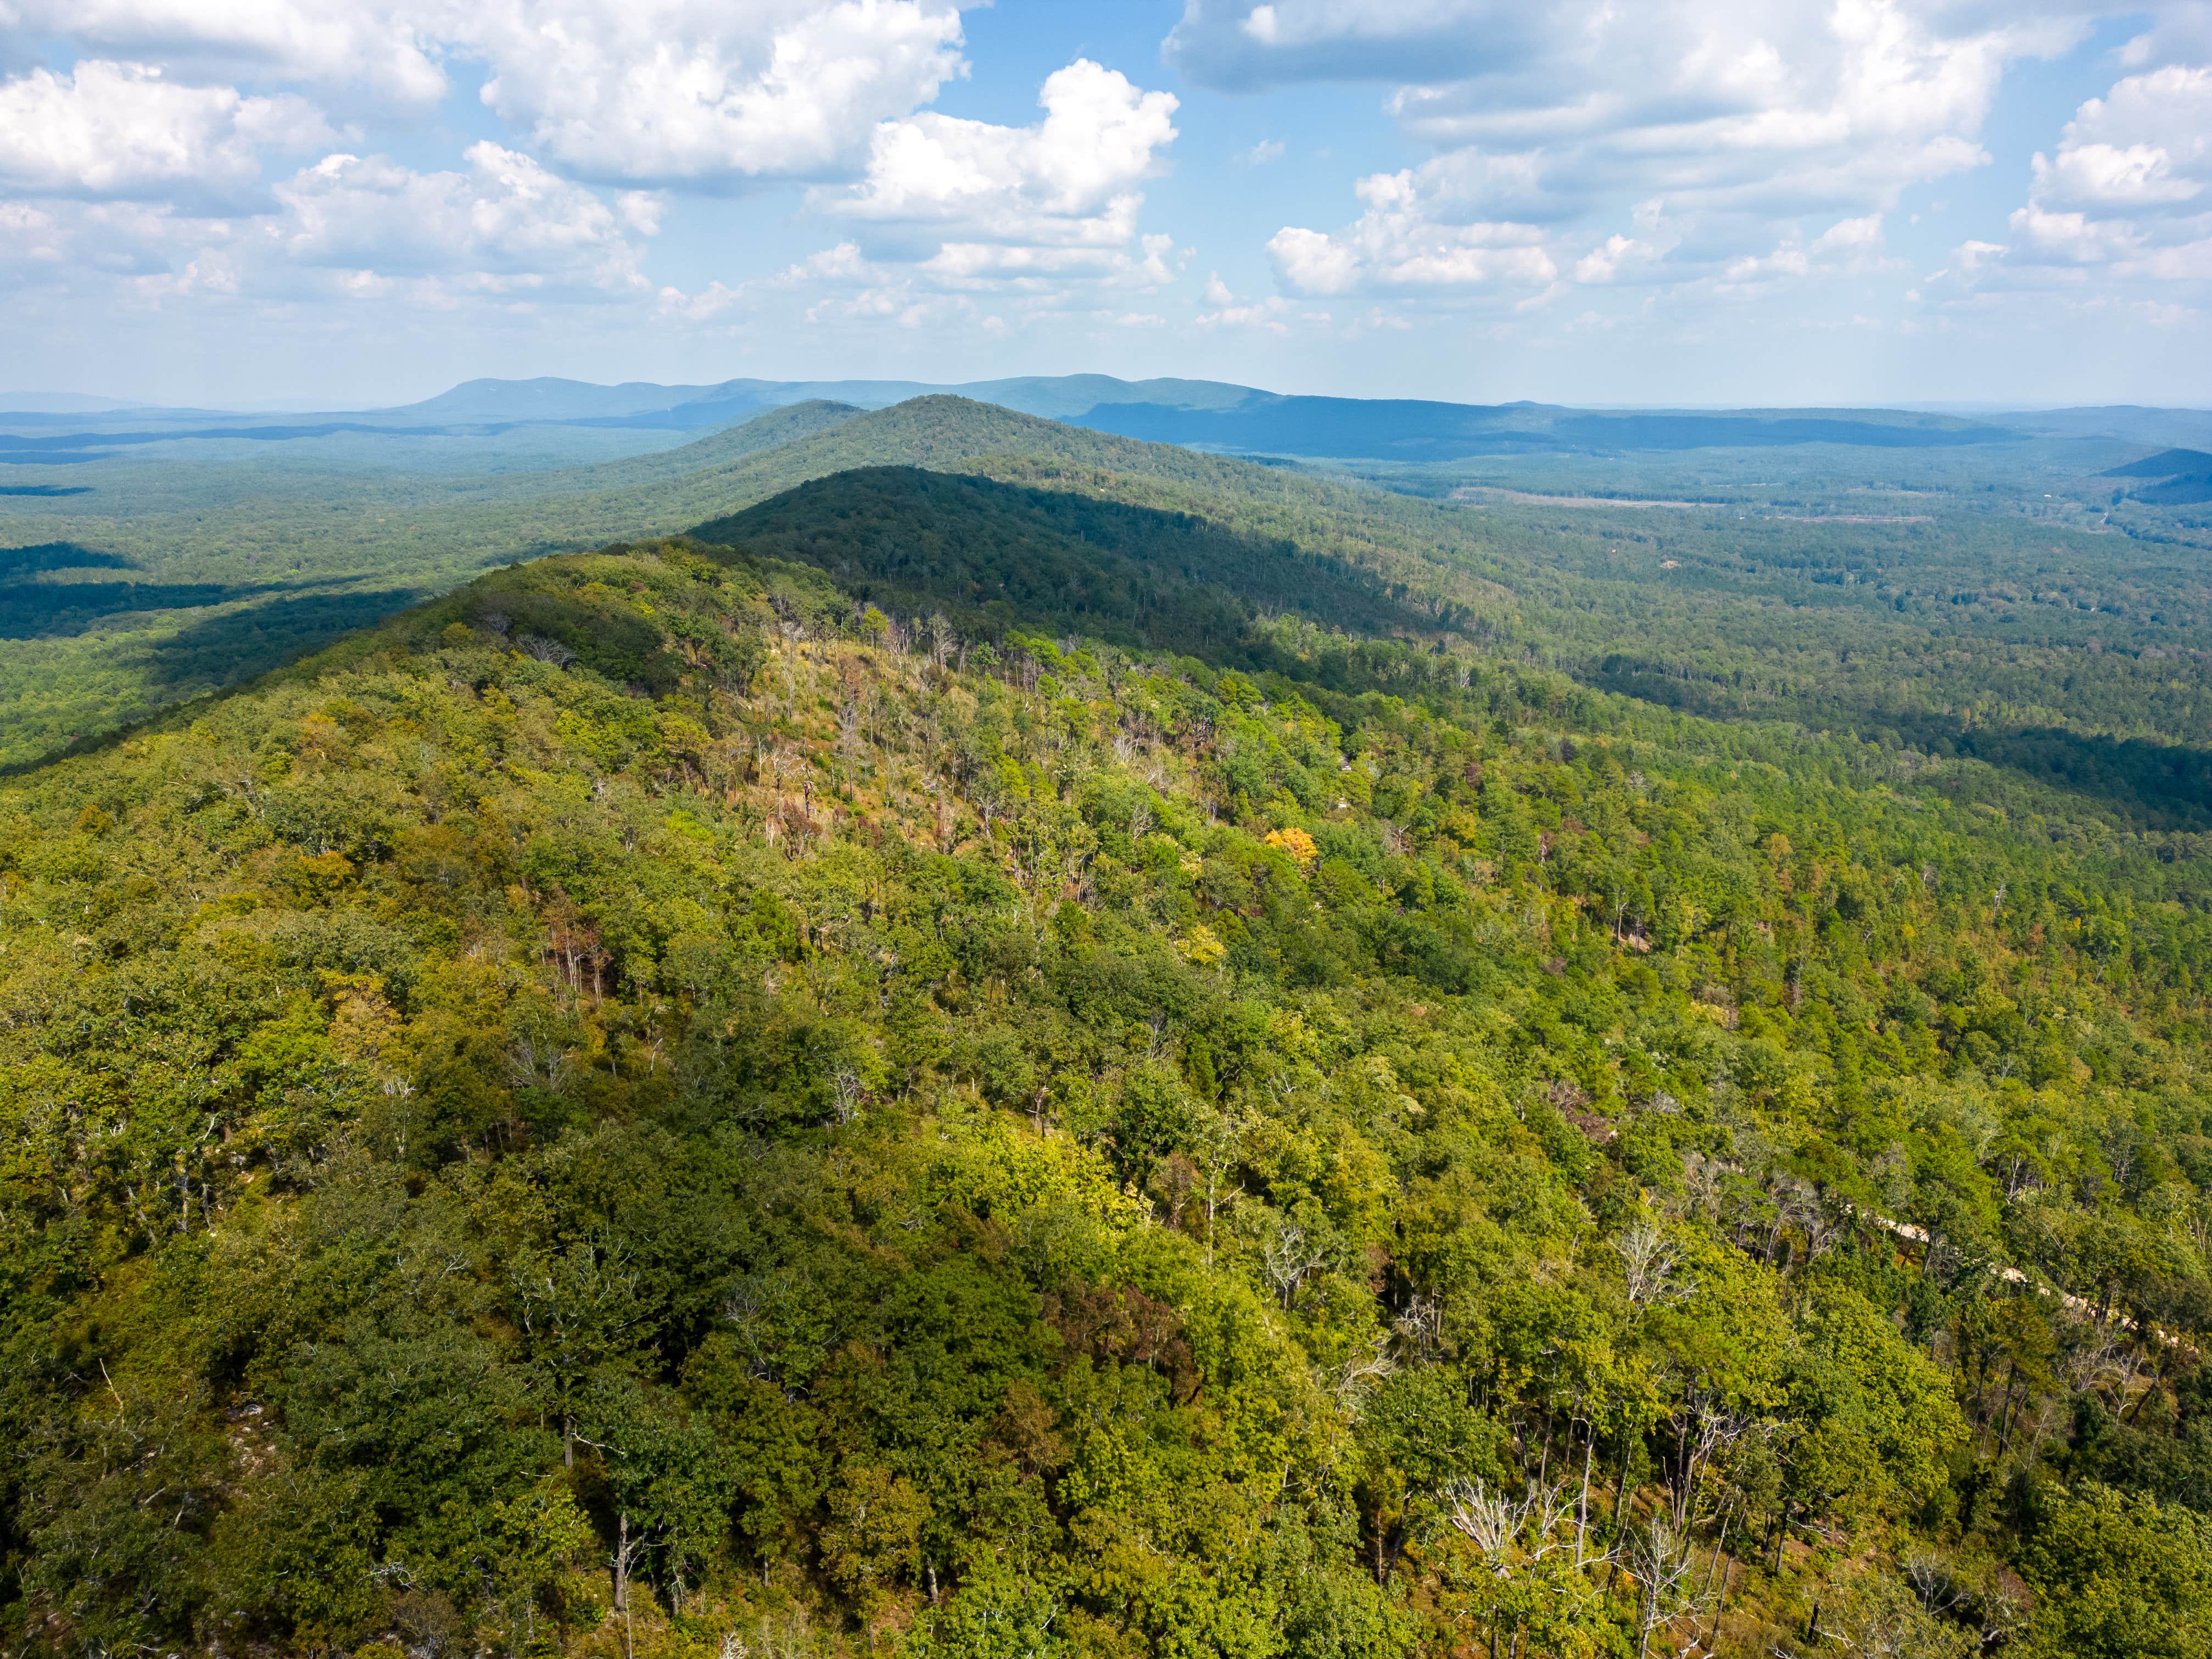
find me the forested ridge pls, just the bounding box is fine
[7,451,2212,1659]
[5,394,2210,823]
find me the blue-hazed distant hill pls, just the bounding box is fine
[24,372,2212,466]
[2103,447,2212,504]
[1067,393,2017,457]
[377,372,1260,430]
[368,377,2021,454]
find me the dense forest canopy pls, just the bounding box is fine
[6,411,2212,1658]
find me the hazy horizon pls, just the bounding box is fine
[4,373,2210,421]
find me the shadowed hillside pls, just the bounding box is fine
[691,465,1442,658]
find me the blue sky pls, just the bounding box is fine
[2,0,2207,409]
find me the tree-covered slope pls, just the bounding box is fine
[563,399,864,488]
[0,400,859,767]
[675,393,1334,507]
[373,398,2212,834]
[6,476,2212,1657]
[690,465,1442,657]
[679,406,2212,831]
[0,395,1501,768]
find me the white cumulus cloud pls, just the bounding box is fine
[2028,63,2211,215]
[1267,165,1558,297]
[820,58,1180,289]
[831,61,1175,241]
[7,1,978,188]
[1175,0,2059,213]
[1,0,446,105]
[1189,0,2105,310]
[0,60,329,205]
[1975,62,2212,287]
[273,142,650,293]
[462,0,969,186]
[1813,212,1886,254]
[0,1,1023,323]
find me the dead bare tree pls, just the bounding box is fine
[1260,1218,1326,1310]
[1623,1517,1711,1659]
[1334,1333,1397,1409]
[1445,1478,1578,1568]
[829,1065,865,1126]
[1615,1219,1691,1308]
[1664,1392,1751,1529]
[611,1510,644,1659]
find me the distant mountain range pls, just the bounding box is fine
[361,376,2043,455]
[1070,396,2018,457]
[384,373,1259,428]
[7,373,2211,461]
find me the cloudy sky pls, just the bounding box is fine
[2,0,2208,407]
